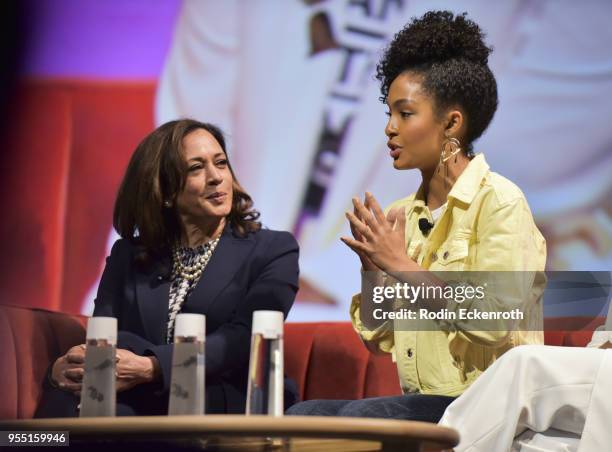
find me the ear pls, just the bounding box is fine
[444,109,465,138]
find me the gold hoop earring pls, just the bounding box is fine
[438,137,462,188]
[441,137,461,164]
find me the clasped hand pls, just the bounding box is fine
[51,345,156,395]
[341,192,409,273]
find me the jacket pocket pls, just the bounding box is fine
[435,239,469,268]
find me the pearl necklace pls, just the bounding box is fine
[171,238,220,281]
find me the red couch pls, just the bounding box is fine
[0,304,401,419]
[0,304,600,420]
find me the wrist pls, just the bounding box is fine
[142,356,161,383]
[392,255,419,272]
[359,256,376,272]
[49,360,61,388]
[385,256,422,282]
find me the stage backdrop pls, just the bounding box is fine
[1,0,610,322]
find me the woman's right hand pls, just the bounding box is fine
[50,344,86,393]
[349,195,377,271]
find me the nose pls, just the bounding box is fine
[207,165,223,185]
[385,116,398,138]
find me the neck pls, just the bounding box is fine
[420,153,471,210]
[179,216,226,248]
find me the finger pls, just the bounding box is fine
[64,368,84,382]
[64,375,82,384]
[394,207,407,233]
[349,221,363,241]
[340,236,371,255]
[350,202,364,240]
[59,381,82,392]
[68,344,86,355]
[115,348,131,360]
[346,211,374,241]
[387,207,406,231]
[64,362,85,371]
[365,192,386,225]
[66,353,85,364]
[352,195,367,218]
[386,207,398,226]
[352,197,380,232]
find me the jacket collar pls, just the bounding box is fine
[447,153,490,205]
[135,223,256,344]
[410,153,490,209]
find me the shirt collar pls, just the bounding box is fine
[411,153,490,208]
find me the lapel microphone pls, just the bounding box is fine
[418,218,434,236]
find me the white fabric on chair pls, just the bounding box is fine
[440,301,612,451]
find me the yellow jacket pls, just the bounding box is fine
[350,154,547,396]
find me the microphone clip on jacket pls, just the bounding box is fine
[418,218,434,236]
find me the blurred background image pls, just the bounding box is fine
[1,0,610,321]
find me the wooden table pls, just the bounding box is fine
[0,415,459,451]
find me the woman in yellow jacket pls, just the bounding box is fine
[287,10,546,422]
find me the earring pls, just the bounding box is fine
[163,200,172,208]
[438,137,462,188]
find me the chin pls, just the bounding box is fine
[200,205,231,220]
[213,206,232,218]
[393,158,413,170]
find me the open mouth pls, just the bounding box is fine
[387,142,402,159]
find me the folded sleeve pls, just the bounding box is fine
[350,293,395,355]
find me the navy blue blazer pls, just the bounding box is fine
[92,225,300,414]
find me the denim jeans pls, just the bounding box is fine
[285,394,455,423]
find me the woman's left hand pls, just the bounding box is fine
[115,349,158,392]
[341,192,411,273]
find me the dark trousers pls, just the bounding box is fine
[35,384,169,418]
[285,394,455,423]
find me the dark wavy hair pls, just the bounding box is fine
[376,10,498,153]
[113,119,261,260]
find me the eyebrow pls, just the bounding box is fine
[188,152,225,162]
[389,98,414,108]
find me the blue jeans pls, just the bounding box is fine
[285,394,455,423]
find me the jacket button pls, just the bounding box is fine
[431,253,437,262]
[407,348,413,358]
[443,251,449,260]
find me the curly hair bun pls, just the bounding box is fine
[376,10,498,152]
[393,10,492,66]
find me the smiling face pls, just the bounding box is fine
[175,128,233,224]
[385,72,449,172]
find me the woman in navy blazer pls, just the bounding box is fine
[36,119,299,416]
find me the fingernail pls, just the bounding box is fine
[59,382,66,388]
